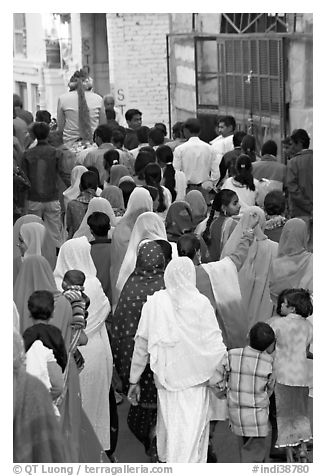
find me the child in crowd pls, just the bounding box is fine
[23,290,66,416]
[62,269,90,371]
[267,289,313,462]
[202,189,240,261]
[221,322,276,463]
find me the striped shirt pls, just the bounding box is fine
[227,346,274,437]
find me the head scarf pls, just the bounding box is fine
[13,255,72,342]
[135,257,226,391]
[221,206,278,327]
[118,176,135,186]
[116,212,167,295]
[165,201,194,242]
[54,237,110,333]
[73,197,116,240]
[270,218,313,301]
[13,215,56,270]
[185,190,208,227]
[101,185,125,212]
[63,166,88,207]
[109,165,131,186]
[112,241,165,393]
[20,222,46,259]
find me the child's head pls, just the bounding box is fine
[249,322,275,353]
[103,149,120,172]
[276,289,289,316]
[62,270,86,290]
[87,211,111,237]
[264,190,286,216]
[80,171,98,192]
[31,121,50,141]
[278,288,313,318]
[28,290,54,322]
[212,189,240,217]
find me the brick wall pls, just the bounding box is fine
[106,13,170,128]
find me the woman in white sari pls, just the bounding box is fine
[221,206,278,328]
[73,197,117,241]
[54,236,112,451]
[128,257,226,463]
[62,165,88,211]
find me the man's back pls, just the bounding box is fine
[173,137,216,183]
[287,149,313,217]
[252,156,286,184]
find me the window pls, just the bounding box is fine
[13,13,26,57]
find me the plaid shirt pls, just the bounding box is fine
[226,346,274,437]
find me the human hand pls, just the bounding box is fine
[127,383,141,406]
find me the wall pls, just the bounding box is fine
[106,13,170,127]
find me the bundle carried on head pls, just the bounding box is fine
[68,67,93,142]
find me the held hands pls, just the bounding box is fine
[246,210,266,240]
[127,383,141,406]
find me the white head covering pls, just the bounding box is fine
[54,236,110,334]
[122,187,153,222]
[20,222,46,259]
[135,257,226,391]
[73,197,117,241]
[116,211,166,294]
[13,302,20,333]
[63,165,88,208]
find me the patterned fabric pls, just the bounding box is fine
[227,346,274,437]
[62,287,89,329]
[268,314,313,386]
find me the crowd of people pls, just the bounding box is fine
[13,67,313,464]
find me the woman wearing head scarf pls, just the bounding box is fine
[128,257,227,463]
[269,218,313,304]
[13,255,108,462]
[62,165,88,211]
[221,206,278,328]
[57,67,106,147]
[185,190,208,230]
[166,201,210,263]
[109,164,131,187]
[116,212,168,300]
[13,215,57,283]
[112,241,166,460]
[101,185,125,217]
[73,196,116,241]
[110,187,153,309]
[54,236,112,452]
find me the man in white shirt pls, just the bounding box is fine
[210,115,236,169]
[173,118,219,203]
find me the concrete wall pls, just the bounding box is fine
[106,13,170,127]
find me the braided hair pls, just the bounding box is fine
[234,154,255,191]
[156,145,176,201]
[68,67,92,142]
[202,189,238,245]
[144,162,166,212]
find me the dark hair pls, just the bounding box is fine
[80,171,98,191]
[154,122,167,136]
[63,270,86,286]
[87,166,100,188]
[276,289,289,316]
[134,151,155,180]
[136,126,150,144]
[35,110,51,124]
[144,163,166,212]
[234,154,255,191]
[156,145,176,201]
[103,149,120,171]
[119,180,136,208]
[142,185,158,201]
[241,135,257,162]
[94,124,112,144]
[281,288,313,318]
[177,233,200,260]
[183,118,201,135]
[105,108,116,121]
[202,189,238,244]
[28,290,54,321]
[172,121,184,139]
[125,109,142,122]
[148,127,165,146]
[32,122,50,141]
[139,146,156,161]
[282,136,292,146]
[233,130,246,147]
[290,129,310,149]
[264,190,286,216]
[218,115,236,131]
[155,239,172,266]
[13,93,23,109]
[87,211,111,236]
[261,140,277,157]
[111,129,125,147]
[249,322,275,352]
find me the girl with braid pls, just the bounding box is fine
[202,189,240,261]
